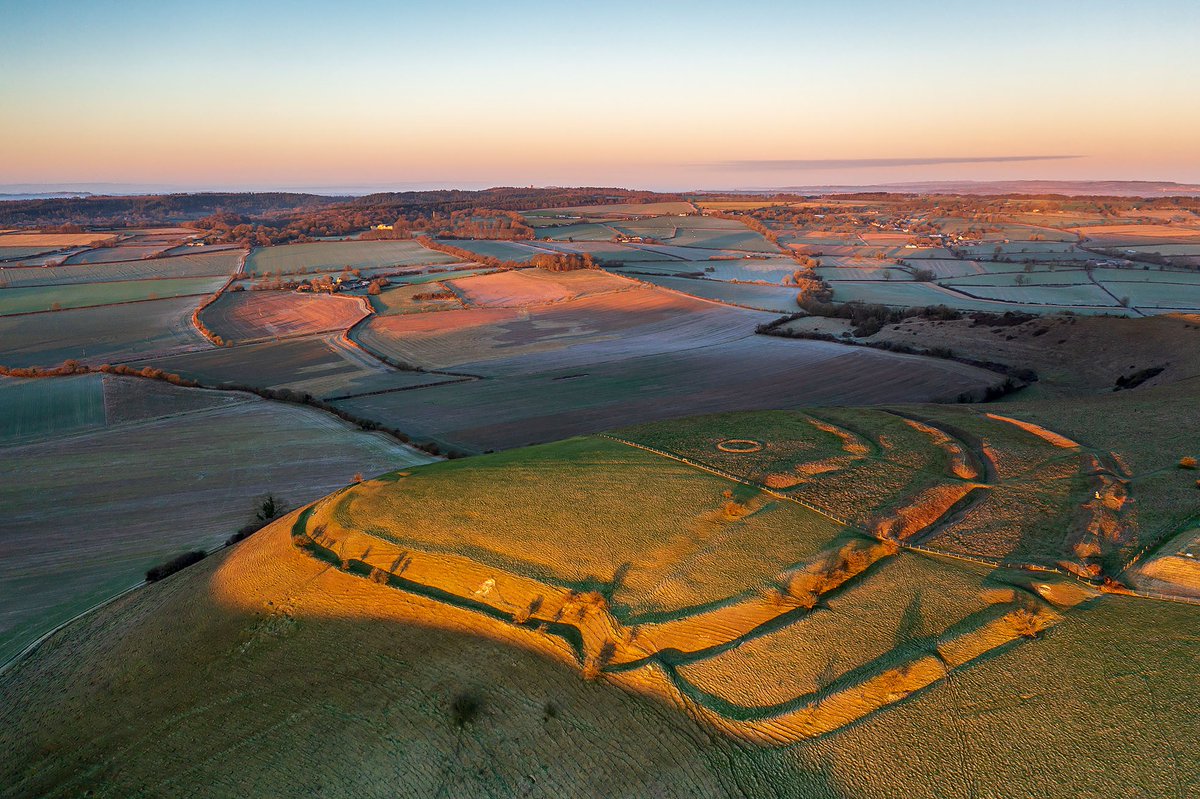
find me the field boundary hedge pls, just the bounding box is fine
[755,312,1036,396]
[190,273,240,346]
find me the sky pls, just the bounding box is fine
[1,0,1198,192]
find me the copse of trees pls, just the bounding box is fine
[795,299,962,337]
[528,252,596,272]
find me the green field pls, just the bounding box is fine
[448,240,544,262]
[537,241,694,262]
[369,282,462,315]
[0,276,226,316]
[818,265,912,281]
[0,374,106,444]
[312,435,847,616]
[945,268,1090,287]
[1096,280,1200,310]
[613,217,779,253]
[245,240,457,275]
[529,222,618,240]
[950,282,1123,308]
[0,296,208,368]
[829,280,1132,314]
[622,273,801,311]
[0,250,242,288]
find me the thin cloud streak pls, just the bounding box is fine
[710,155,1083,170]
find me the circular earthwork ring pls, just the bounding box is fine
[716,439,763,453]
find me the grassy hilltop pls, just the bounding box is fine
[3,393,1198,798]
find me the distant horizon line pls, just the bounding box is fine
[3,177,1200,199]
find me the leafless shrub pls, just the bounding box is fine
[582,640,617,681]
[1009,607,1046,639]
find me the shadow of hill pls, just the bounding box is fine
[0,514,856,799]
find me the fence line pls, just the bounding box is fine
[598,434,855,529]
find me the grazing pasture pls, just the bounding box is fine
[943,268,1090,287]
[0,250,243,288]
[445,240,545,262]
[368,282,463,315]
[4,502,1194,798]
[0,296,208,368]
[62,245,167,264]
[897,259,987,278]
[619,256,796,281]
[534,241,681,262]
[244,240,456,275]
[1116,243,1200,256]
[949,282,1124,308]
[616,217,779,253]
[828,280,1130,314]
[817,265,911,281]
[199,291,369,343]
[528,222,617,240]
[670,257,803,283]
[0,275,228,316]
[0,250,241,287]
[1095,280,1200,311]
[0,378,433,663]
[623,273,801,312]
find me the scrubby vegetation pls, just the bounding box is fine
[145,550,207,582]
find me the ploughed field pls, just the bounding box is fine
[2,407,1196,797]
[198,290,370,343]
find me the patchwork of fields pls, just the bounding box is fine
[4,197,1200,797]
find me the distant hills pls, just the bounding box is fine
[735,180,1200,197]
